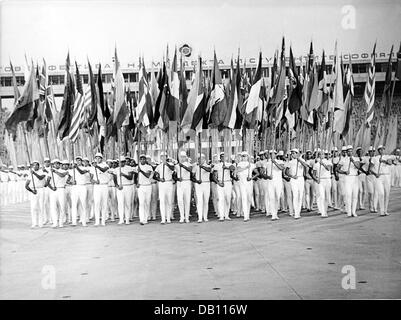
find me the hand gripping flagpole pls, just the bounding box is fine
[22,125,36,192]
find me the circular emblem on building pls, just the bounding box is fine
[179,44,192,57]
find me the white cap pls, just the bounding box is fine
[199,153,206,158]
[83,157,90,162]
[75,155,83,160]
[51,159,60,164]
[31,160,39,165]
[332,147,338,151]
[95,152,103,158]
[324,150,329,154]
[347,145,353,150]
[139,154,147,159]
[8,165,13,169]
[356,146,362,151]
[368,146,375,151]
[277,150,284,156]
[44,157,50,162]
[316,148,321,152]
[179,151,187,157]
[378,145,385,150]
[269,149,277,154]
[62,160,69,165]
[290,148,299,153]
[120,156,126,161]
[341,146,347,151]
[241,151,248,156]
[160,151,167,156]
[106,159,113,162]
[219,152,225,156]
[146,155,151,159]
[306,149,312,153]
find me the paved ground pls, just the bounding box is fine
[1,189,401,300]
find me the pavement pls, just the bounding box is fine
[0,189,401,300]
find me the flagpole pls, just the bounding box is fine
[117,127,122,187]
[44,128,56,188]
[22,125,36,192]
[71,138,76,181]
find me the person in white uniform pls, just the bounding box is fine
[355,147,367,210]
[175,151,193,223]
[25,160,46,228]
[265,149,285,220]
[364,146,378,213]
[337,145,363,218]
[303,150,315,212]
[154,152,175,224]
[0,164,9,207]
[91,153,110,226]
[212,152,234,221]
[111,156,134,225]
[191,153,211,223]
[312,149,332,218]
[285,148,310,219]
[370,145,393,216]
[147,155,158,221]
[48,159,70,228]
[236,151,257,221]
[71,156,93,226]
[136,154,154,225]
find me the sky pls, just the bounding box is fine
[0,0,400,68]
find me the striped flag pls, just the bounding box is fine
[182,56,205,134]
[69,62,86,142]
[364,43,376,126]
[136,57,153,128]
[112,47,129,129]
[10,61,21,103]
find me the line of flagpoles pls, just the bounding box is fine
[2,39,400,168]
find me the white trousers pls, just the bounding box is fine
[267,178,283,219]
[232,181,242,216]
[195,182,210,221]
[149,183,158,220]
[377,174,391,215]
[50,188,66,227]
[316,178,331,216]
[304,179,314,210]
[283,180,293,214]
[177,181,192,222]
[71,185,88,225]
[239,180,252,220]
[116,185,132,223]
[253,179,263,210]
[358,173,367,209]
[93,184,108,225]
[217,182,232,219]
[108,186,117,220]
[290,177,304,218]
[366,175,377,211]
[43,187,51,223]
[30,188,44,227]
[159,181,174,223]
[87,185,94,219]
[138,185,152,223]
[262,179,271,215]
[331,177,340,208]
[0,182,8,206]
[8,181,17,204]
[343,175,359,216]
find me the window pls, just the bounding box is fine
[0,77,12,87]
[185,70,192,80]
[48,75,65,85]
[82,74,89,84]
[16,76,25,86]
[104,74,113,83]
[221,69,229,79]
[262,67,269,78]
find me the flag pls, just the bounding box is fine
[333,41,345,133]
[224,54,242,129]
[112,47,129,129]
[156,62,171,131]
[288,46,302,114]
[69,62,86,142]
[182,56,205,134]
[86,59,97,127]
[316,50,329,116]
[5,61,39,139]
[179,52,188,124]
[149,66,160,128]
[385,115,398,153]
[168,48,180,122]
[382,45,394,118]
[373,119,385,150]
[207,50,227,129]
[243,51,263,129]
[396,42,401,80]
[272,37,287,127]
[58,52,75,140]
[341,55,354,138]
[136,57,153,129]
[10,61,21,103]
[364,43,376,126]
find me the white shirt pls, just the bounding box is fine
[0,171,8,182]
[53,169,68,188]
[372,155,393,175]
[192,163,210,182]
[28,169,46,188]
[286,158,305,177]
[266,159,284,180]
[237,161,254,181]
[175,162,192,180]
[74,166,91,185]
[313,159,331,179]
[115,165,134,186]
[92,163,110,184]
[136,164,153,185]
[213,162,233,182]
[338,156,359,176]
[155,162,174,181]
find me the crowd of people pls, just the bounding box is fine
[0,145,400,228]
